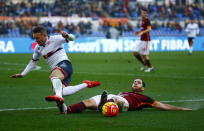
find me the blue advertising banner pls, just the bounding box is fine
[0,36,204,53]
[0,37,33,53]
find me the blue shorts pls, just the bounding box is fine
[52,60,73,86]
[188,37,195,43]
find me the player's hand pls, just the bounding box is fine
[136,31,143,36]
[60,31,69,38]
[11,74,23,78]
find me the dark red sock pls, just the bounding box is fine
[145,59,152,68]
[67,102,86,113]
[135,55,146,66]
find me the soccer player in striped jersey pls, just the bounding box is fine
[11,26,100,110]
[60,79,191,114]
[134,8,154,72]
[185,19,199,55]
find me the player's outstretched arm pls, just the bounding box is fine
[10,59,38,78]
[154,101,192,111]
[136,26,152,36]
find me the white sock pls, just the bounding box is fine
[51,77,63,98]
[62,83,87,96]
[189,46,193,53]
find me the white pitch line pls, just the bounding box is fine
[0,99,204,112]
[160,99,204,103]
[0,67,203,80]
[1,62,42,71]
[2,62,27,66]
[0,107,56,112]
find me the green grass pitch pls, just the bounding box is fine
[0,52,204,131]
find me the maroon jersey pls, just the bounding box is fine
[140,18,151,41]
[119,92,156,111]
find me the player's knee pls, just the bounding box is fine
[49,75,64,80]
[133,52,139,56]
[49,73,58,79]
[83,99,97,108]
[49,69,65,80]
[142,55,149,60]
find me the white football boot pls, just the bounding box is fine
[140,66,146,71]
[144,67,154,72]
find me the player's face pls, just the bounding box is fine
[131,79,144,92]
[141,10,147,18]
[33,32,47,46]
[190,20,195,23]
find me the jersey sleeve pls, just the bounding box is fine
[185,24,189,32]
[21,46,41,76]
[142,95,156,107]
[54,35,67,44]
[32,45,41,61]
[146,19,151,27]
[145,96,155,107]
[21,60,38,76]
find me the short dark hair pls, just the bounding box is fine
[189,16,195,20]
[141,8,148,12]
[32,26,47,34]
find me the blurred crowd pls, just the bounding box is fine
[0,20,93,37]
[0,0,204,37]
[1,0,204,19]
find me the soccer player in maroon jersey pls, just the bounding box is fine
[134,9,154,72]
[58,79,192,114]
